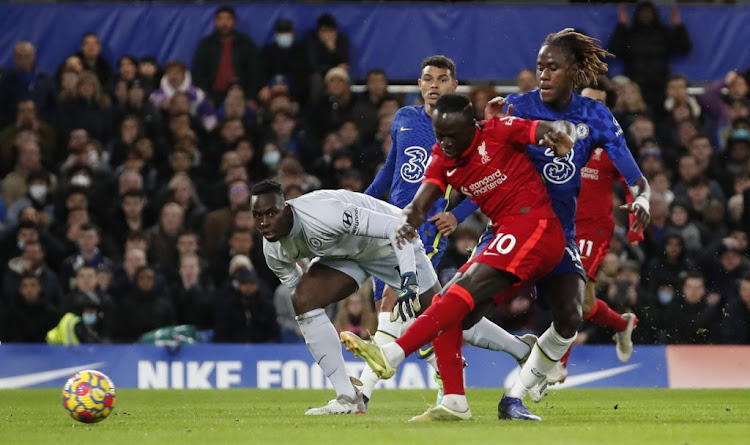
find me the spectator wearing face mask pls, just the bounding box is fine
[47,270,114,345]
[259,18,310,104]
[6,169,56,228]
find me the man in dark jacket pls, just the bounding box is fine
[608,2,692,115]
[0,273,58,343]
[259,18,310,104]
[213,267,279,343]
[721,272,750,344]
[191,5,260,104]
[0,42,56,126]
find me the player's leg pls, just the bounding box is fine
[455,225,536,363]
[579,233,638,362]
[342,262,517,379]
[292,262,362,415]
[501,269,583,420]
[358,281,411,407]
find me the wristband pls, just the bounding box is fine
[633,195,650,213]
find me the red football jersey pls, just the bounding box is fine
[576,148,643,242]
[424,116,556,226]
[577,148,620,225]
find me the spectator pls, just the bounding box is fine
[516,68,535,94]
[307,67,355,140]
[662,272,720,344]
[687,134,722,182]
[57,71,113,144]
[46,288,109,345]
[667,201,702,253]
[663,74,701,120]
[468,86,499,121]
[6,169,56,228]
[213,267,279,343]
[59,223,115,294]
[2,239,62,307]
[672,155,725,205]
[235,137,269,181]
[608,2,692,114]
[644,234,691,293]
[0,42,56,126]
[116,80,162,140]
[146,202,184,275]
[116,265,174,342]
[306,13,350,100]
[136,56,160,97]
[161,173,206,231]
[351,69,392,143]
[333,289,377,340]
[109,247,147,301]
[202,181,249,257]
[0,100,57,166]
[191,5,260,103]
[212,226,255,286]
[171,253,214,329]
[614,80,651,138]
[0,273,58,343]
[260,18,310,104]
[216,85,257,131]
[721,272,750,344]
[52,265,116,343]
[700,71,749,145]
[698,239,749,303]
[74,33,112,87]
[1,137,47,207]
[274,283,304,343]
[626,115,655,158]
[107,189,150,254]
[150,61,217,132]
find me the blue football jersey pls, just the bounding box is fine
[365,105,476,219]
[506,91,643,241]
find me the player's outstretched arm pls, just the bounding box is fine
[534,120,577,157]
[398,182,444,246]
[620,177,651,232]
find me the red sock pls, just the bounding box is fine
[585,298,628,332]
[433,324,465,396]
[395,284,474,356]
[560,347,571,367]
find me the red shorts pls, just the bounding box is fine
[575,222,614,281]
[458,218,565,297]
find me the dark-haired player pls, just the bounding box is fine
[481,29,650,420]
[543,85,644,387]
[251,180,441,415]
[342,93,577,421]
[362,56,531,407]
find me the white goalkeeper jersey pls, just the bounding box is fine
[263,189,425,289]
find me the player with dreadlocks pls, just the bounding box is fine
[479,29,652,421]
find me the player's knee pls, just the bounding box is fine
[291,291,317,315]
[558,311,583,338]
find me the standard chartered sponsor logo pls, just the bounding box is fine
[465,169,507,196]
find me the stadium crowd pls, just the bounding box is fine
[0,4,749,346]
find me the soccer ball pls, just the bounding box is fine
[61,370,116,423]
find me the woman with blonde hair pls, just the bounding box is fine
[167,172,206,231]
[613,79,651,131]
[58,71,113,143]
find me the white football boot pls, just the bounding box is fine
[305,392,366,415]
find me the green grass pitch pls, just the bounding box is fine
[1,389,748,444]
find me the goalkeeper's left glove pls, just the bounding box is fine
[391,272,421,322]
